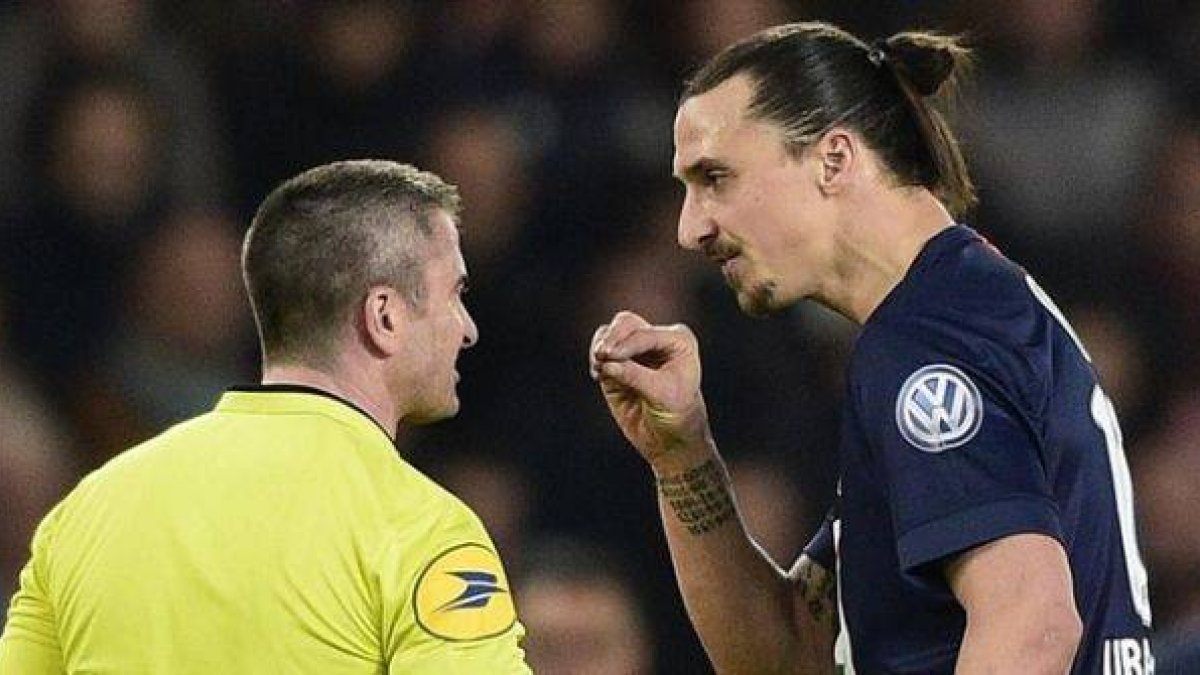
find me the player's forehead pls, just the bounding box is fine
[672,75,759,175]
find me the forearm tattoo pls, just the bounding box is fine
[795,558,837,626]
[658,459,737,535]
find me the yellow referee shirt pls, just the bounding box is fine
[0,386,531,674]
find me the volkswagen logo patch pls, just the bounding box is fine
[894,364,983,453]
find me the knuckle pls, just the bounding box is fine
[668,323,696,339]
[613,310,647,328]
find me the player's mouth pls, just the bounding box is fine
[702,239,743,284]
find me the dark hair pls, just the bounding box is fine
[242,159,462,366]
[683,22,976,216]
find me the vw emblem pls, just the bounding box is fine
[895,364,983,453]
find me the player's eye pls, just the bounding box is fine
[705,169,730,189]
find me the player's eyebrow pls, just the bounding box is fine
[456,274,470,292]
[674,157,724,185]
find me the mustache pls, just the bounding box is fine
[700,237,740,262]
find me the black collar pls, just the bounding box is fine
[226,384,397,443]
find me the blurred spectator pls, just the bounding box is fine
[0,283,73,604]
[220,0,430,212]
[69,210,251,464]
[1135,391,1200,669]
[2,69,170,403]
[429,451,535,573]
[958,0,1169,296]
[1137,113,1200,386]
[516,537,653,675]
[729,456,810,566]
[674,0,793,66]
[0,0,226,213]
[1068,301,1156,441]
[1112,0,1200,99]
[422,105,533,277]
[418,0,527,105]
[507,0,674,271]
[576,191,703,332]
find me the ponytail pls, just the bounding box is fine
[876,32,976,216]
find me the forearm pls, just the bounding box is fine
[654,450,833,675]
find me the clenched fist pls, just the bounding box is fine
[589,311,716,474]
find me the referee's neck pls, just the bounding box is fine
[262,364,399,439]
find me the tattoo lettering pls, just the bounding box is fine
[658,459,737,535]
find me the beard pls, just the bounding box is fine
[734,278,781,317]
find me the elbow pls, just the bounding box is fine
[967,603,1083,673]
[1064,609,1084,649]
[1037,605,1083,671]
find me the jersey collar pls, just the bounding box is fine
[217,384,397,448]
[866,223,977,328]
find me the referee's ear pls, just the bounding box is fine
[361,285,406,357]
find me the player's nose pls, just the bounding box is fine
[677,193,717,252]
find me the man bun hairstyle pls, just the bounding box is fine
[242,160,462,367]
[874,32,966,97]
[684,22,977,216]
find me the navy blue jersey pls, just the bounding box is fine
[805,225,1153,674]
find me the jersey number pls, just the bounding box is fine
[1027,277,1152,627]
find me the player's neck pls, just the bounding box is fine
[262,362,399,439]
[829,188,954,325]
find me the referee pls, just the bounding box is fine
[0,160,531,673]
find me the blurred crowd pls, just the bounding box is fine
[1,0,1198,672]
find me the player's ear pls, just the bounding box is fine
[816,128,856,196]
[361,285,407,357]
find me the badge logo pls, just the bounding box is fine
[413,542,516,641]
[895,364,983,453]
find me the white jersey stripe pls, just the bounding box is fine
[833,516,856,674]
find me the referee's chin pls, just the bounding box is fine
[405,394,461,426]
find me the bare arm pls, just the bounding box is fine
[655,453,836,674]
[591,312,835,675]
[947,533,1082,675]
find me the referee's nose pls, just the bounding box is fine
[461,307,478,349]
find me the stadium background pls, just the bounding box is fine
[0,0,1197,672]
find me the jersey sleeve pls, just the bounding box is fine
[853,325,1064,573]
[0,506,65,674]
[377,496,530,675]
[802,509,836,571]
